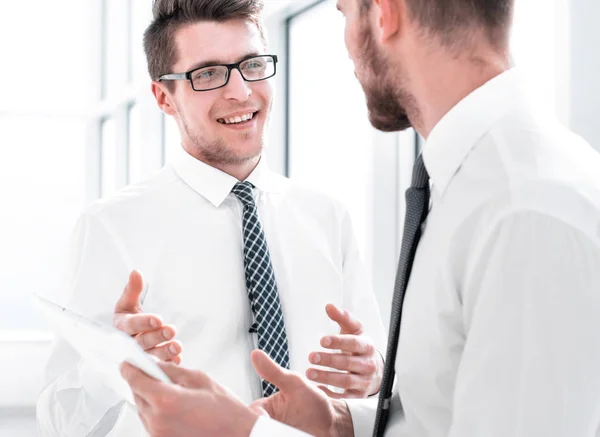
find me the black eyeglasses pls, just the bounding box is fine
[158,54,278,92]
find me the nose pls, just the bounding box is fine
[223,68,251,101]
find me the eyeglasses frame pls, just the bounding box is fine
[157,54,278,92]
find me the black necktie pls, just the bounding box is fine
[231,181,291,397]
[373,155,430,437]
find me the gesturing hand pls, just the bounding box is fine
[307,304,383,398]
[113,270,182,363]
[250,350,354,437]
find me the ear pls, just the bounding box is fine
[151,81,178,116]
[373,0,400,42]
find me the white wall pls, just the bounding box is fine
[569,0,600,151]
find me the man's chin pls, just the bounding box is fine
[368,111,412,133]
[225,145,264,165]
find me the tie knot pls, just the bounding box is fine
[232,181,255,207]
[411,154,429,189]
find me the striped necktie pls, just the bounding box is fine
[232,181,291,397]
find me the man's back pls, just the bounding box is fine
[391,69,600,437]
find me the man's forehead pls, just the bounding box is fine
[173,20,265,68]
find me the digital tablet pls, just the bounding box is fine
[34,294,172,404]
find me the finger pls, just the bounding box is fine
[146,340,182,361]
[167,354,182,365]
[321,334,375,355]
[325,304,364,335]
[114,313,163,336]
[120,362,165,403]
[309,352,377,375]
[251,350,303,393]
[306,369,367,392]
[135,325,176,350]
[115,270,145,314]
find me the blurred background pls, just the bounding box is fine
[1,0,599,434]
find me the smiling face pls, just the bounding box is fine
[337,0,414,132]
[156,19,273,166]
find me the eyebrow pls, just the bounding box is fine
[185,52,261,72]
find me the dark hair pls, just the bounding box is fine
[362,0,514,49]
[144,0,266,81]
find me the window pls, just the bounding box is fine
[0,0,90,332]
[130,0,154,83]
[0,0,165,409]
[103,0,129,97]
[101,117,118,196]
[0,117,86,330]
[97,0,163,188]
[128,104,143,184]
[287,0,373,258]
[286,0,413,328]
[511,0,559,116]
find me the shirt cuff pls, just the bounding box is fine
[249,416,314,437]
[345,397,378,437]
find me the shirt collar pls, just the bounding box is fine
[423,68,525,196]
[172,147,282,207]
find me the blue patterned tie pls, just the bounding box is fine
[232,181,291,397]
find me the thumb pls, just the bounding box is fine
[249,399,271,417]
[325,303,363,335]
[114,270,145,314]
[157,361,209,388]
[251,350,298,393]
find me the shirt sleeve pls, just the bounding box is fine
[345,397,379,437]
[249,416,315,437]
[36,212,133,437]
[339,208,387,358]
[449,209,600,436]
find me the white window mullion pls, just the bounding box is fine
[86,0,104,203]
[114,104,130,191]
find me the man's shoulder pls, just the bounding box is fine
[471,116,600,197]
[453,120,600,246]
[489,113,597,176]
[85,165,180,222]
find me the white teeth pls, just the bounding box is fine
[219,112,254,124]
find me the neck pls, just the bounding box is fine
[183,145,261,181]
[403,44,512,138]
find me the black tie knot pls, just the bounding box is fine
[232,181,255,207]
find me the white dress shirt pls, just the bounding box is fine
[254,69,600,436]
[36,148,386,437]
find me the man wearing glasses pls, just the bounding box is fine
[36,1,386,436]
